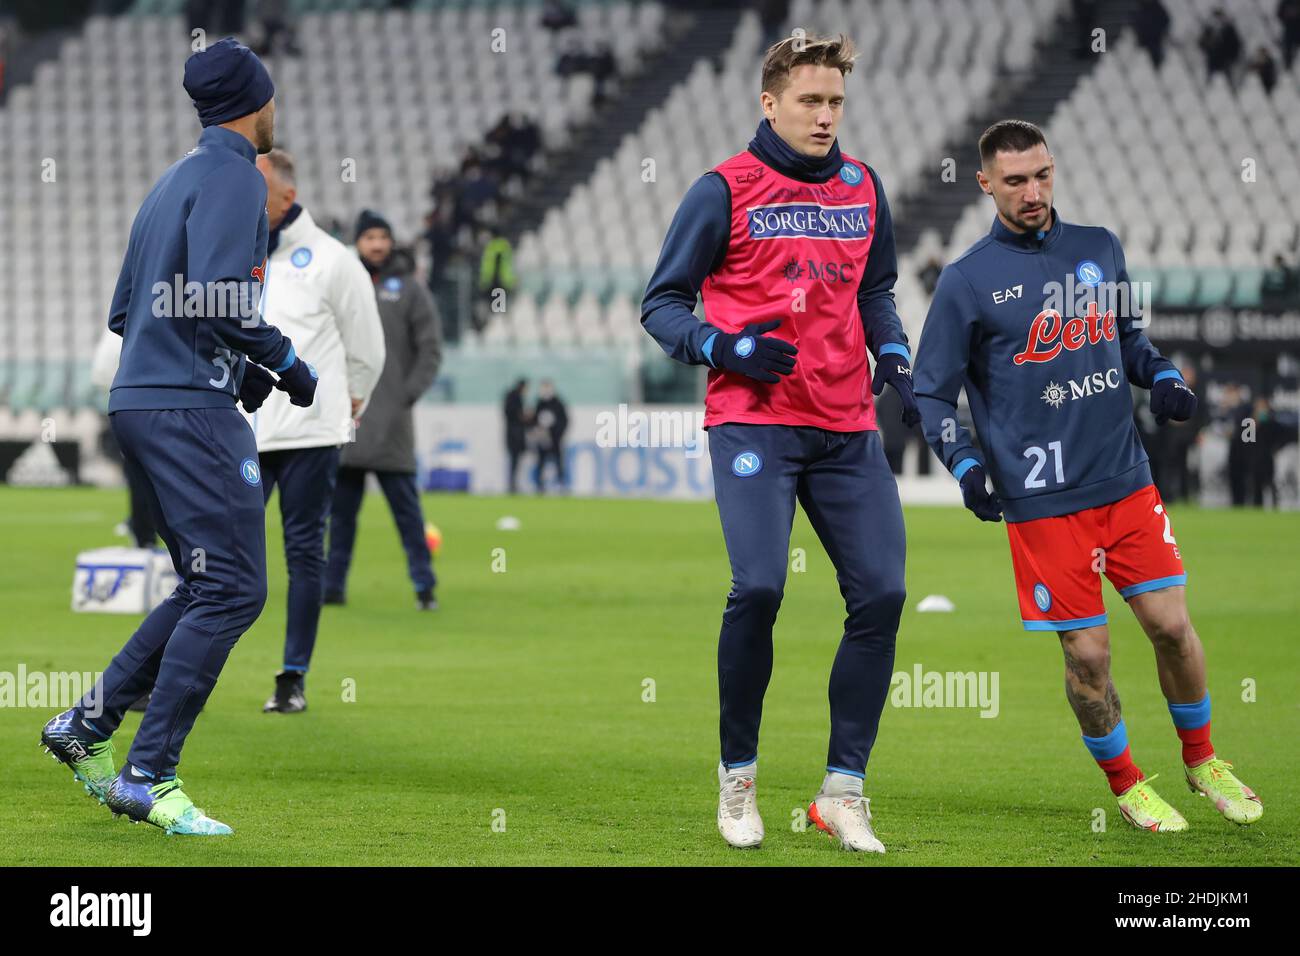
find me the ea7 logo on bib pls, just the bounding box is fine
[731,451,763,477]
[747,202,872,240]
[239,458,261,486]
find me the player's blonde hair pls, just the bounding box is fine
[760,32,857,96]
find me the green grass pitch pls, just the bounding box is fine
[1,486,1296,866]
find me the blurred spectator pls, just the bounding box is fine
[1070,0,1099,59]
[1261,254,1299,308]
[541,0,577,32]
[0,21,8,103]
[253,0,301,58]
[758,0,791,47]
[1134,0,1171,68]
[532,380,570,493]
[184,0,245,35]
[504,379,532,494]
[475,230,517,334]
[1198,8,1242,81]
[917,256,942,296]
[422,113,541,342]
[557,39,617,103]
[1280,0,1300,70]
[1225,384,1255,505]
[1247,45,1278,93]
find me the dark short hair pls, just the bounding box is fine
[978,119,1048,165]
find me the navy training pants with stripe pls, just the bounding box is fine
[709,424,906,778]
[76,407,268,778]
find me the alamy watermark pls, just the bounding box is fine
[890,664,999,718]
[594,404,707,459]
[1,667,103,716]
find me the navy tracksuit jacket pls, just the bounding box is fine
[77,126,296,778]
[914,212,1178,521]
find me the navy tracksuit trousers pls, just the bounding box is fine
[77,407,268,778]
[708,424,906,778]
[260,446,341,673]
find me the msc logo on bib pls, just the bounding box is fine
[1033,583,1052,612]
[731,451,763,477]
[291,248,313,269]
[239,458,261,486]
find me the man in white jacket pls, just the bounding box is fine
[251,148,385,713]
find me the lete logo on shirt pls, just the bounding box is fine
[1013,301,1117,365]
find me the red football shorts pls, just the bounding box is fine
[1006,484,1186,631]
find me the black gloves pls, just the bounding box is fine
[712,320,798,384]
[275,357,318,408]
[872,351,921,428]
[1150,375,1197,426]
[959,465,1003,522]
[239,363,277,414]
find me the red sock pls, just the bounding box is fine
[1177,721,1215,767]
[1097,745,1143,796]
[1102,743,1144,796]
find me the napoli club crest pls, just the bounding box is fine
[239,458,261,486]
[1033,583,1052,612]
[839,162,863,186]
[731,451,763,477]
[1075,260,1103,287]
[291,247,313,268]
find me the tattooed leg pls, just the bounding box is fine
[1058,625,1121,737]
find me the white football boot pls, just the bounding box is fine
[808,771,885,853]
[717,761,764,848]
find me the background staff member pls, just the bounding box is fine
[325,210,443,612]
[252,150,385,713]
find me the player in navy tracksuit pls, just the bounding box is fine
[914,120,1262,831]
[41,39,319,836]
[642,36,918,852]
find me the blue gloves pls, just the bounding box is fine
[275,357,318,408]
[712,319,798,383]
[872,351,921,427]
[239,363,277,413]
[1150,374,1197,426]
[959,464,1003,522]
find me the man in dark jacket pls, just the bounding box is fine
[324,210,443,610]
[532,378,569,492]
[504,378,530,493]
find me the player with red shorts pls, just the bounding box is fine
[914,119,1262,833]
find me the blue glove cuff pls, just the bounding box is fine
[272,344,297,373]
[701,332,719,368]
[953,457,980,480]
[1152,369,1183,384]
[877,342,911,363]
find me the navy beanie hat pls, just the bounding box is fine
[355,209,393,241]
[183,37,275,128]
